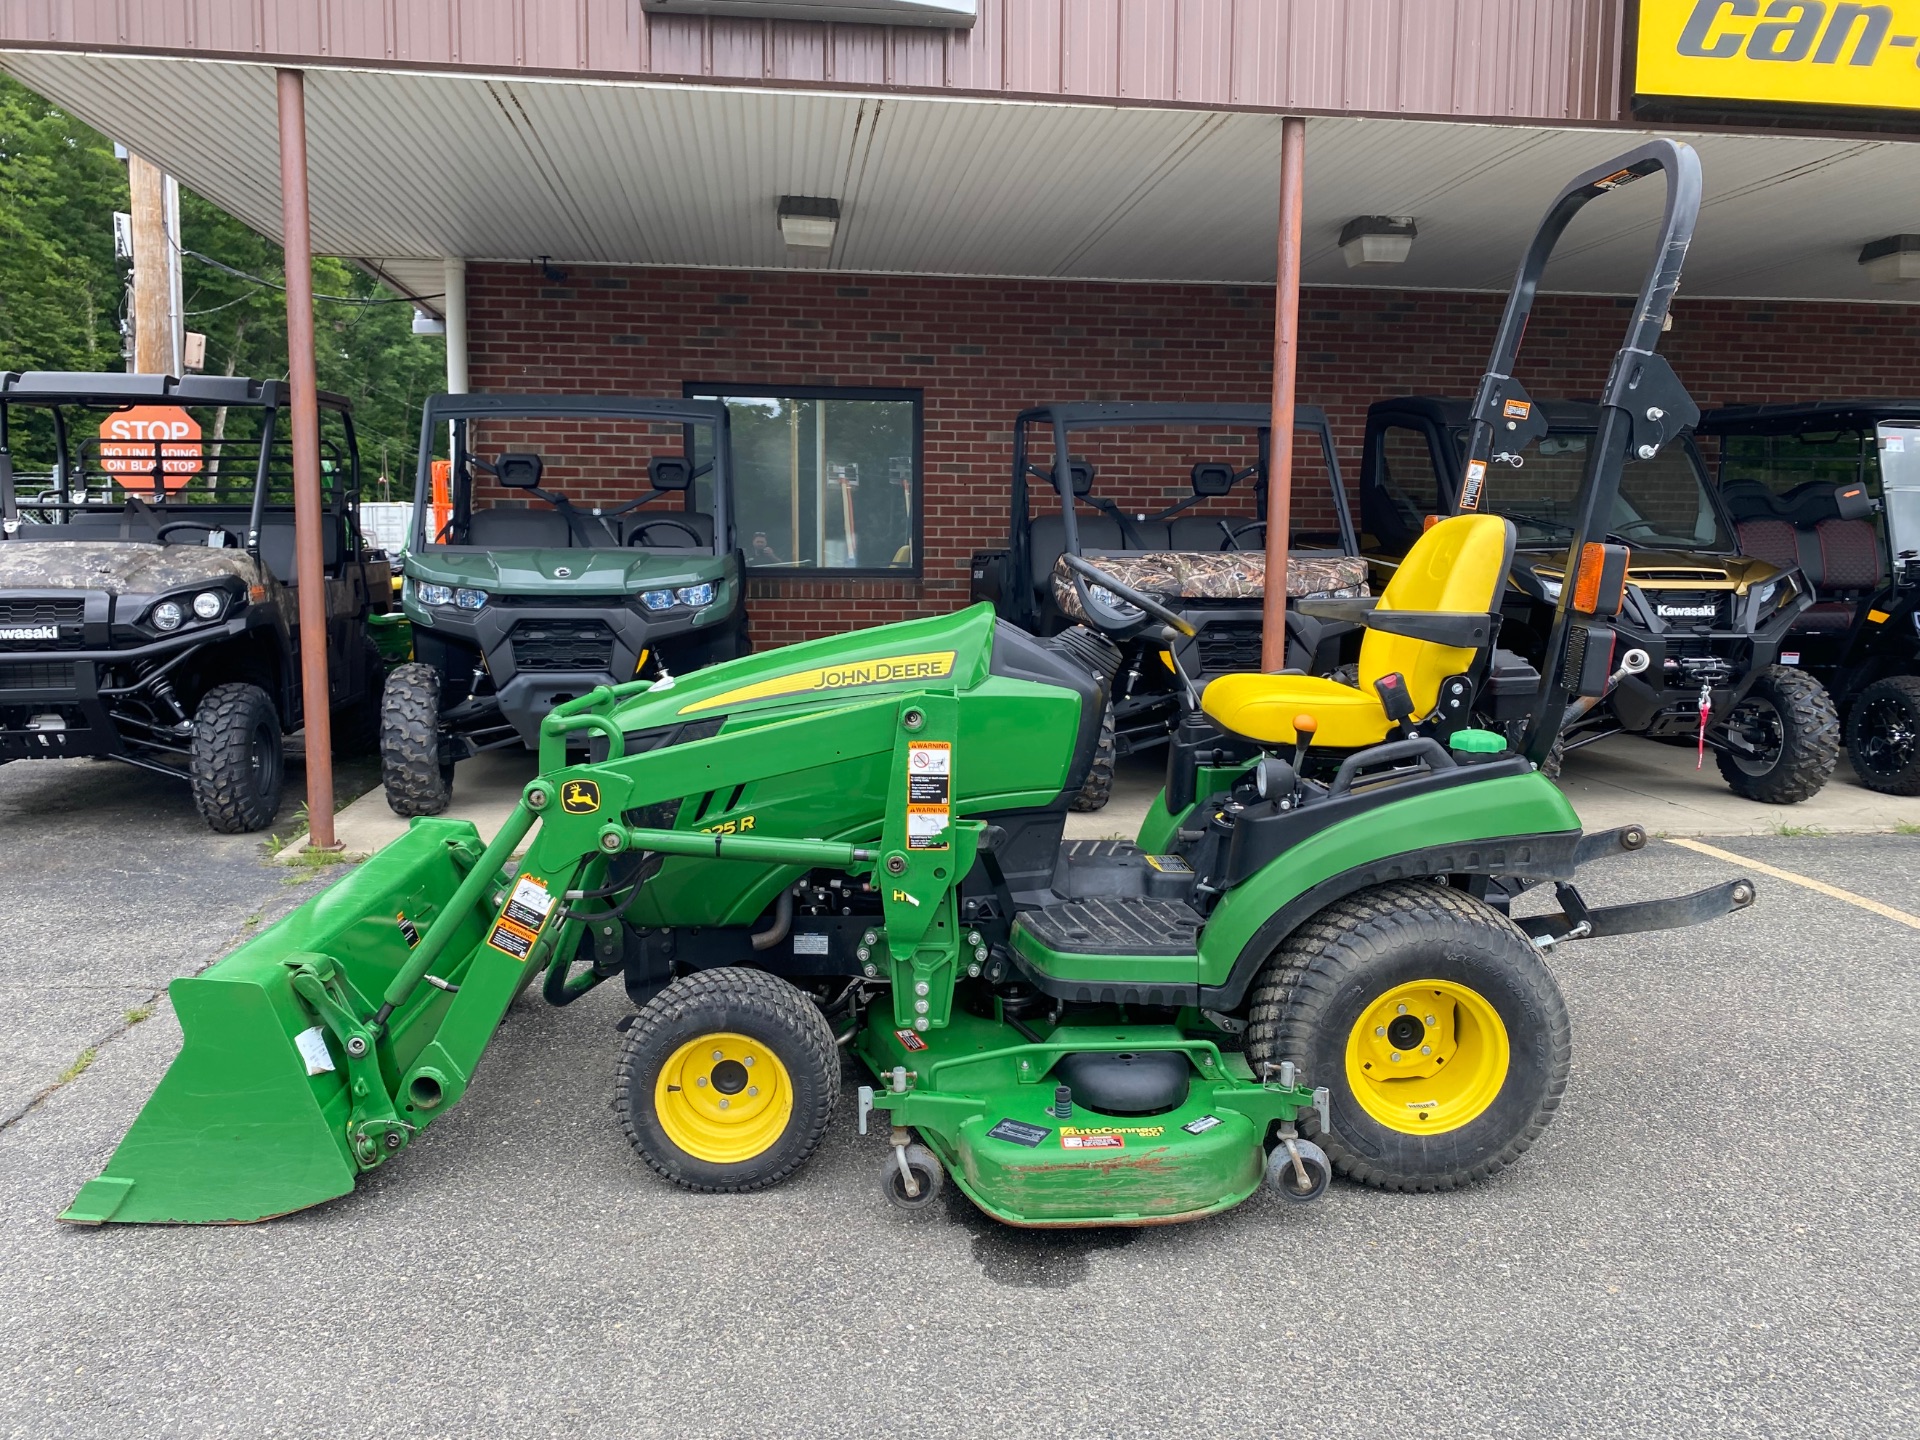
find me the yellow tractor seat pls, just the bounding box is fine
[1201,513,1516,748]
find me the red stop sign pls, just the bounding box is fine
[100,406,204,492]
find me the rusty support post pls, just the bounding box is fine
[1261,115,1307,672]
[276,68,338,850]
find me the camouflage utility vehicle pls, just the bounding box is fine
[0,373,389,831]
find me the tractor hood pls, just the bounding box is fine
[1524,548,1787,594]
[607,605,999,732]
[406,546,728,596]
[0,540,260,596]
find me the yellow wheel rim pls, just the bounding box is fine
[654,1031,793,1164]
[1344,979,1510,1135]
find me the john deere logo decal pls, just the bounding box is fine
[678,650,958,715]
[561,780,601,814]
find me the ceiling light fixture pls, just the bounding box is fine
[1338,215,1417,268]
[778,196,841,250]
[1859,234,1920,284]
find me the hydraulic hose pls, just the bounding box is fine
[750,889,795,951]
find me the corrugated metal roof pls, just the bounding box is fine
[4,50,1917,302]
[0,0,1627,122]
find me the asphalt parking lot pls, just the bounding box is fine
[1,755,1915,1439]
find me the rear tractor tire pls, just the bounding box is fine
[1715,664,1839,804]
[190,682,285,834]
[380,662,453,817]
[1845,674,1920,797]
[1245,880,1571,1192]
[1068,701,1117,812]
[616,967,840,1193]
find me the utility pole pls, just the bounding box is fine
[127,154,183,374]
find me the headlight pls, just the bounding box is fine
[1539,579,1563,602]
[418,583,454,606]
[641,589,676,611]
[453,587,488,610]
[676,583,715,608]
[192,590,225,621]
[151,600,183,632]
[1749,578,1780,612]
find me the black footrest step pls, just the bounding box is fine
[1015,898,1201,957]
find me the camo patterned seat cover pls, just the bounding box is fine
[1051,551,1367,621]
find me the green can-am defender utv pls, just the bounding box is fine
[63,142,1757,1231]
[1696,401,1920,795]
[383,394,745,815]
[1360,395,1841,803]
[970,402,1365,809]
[0,373,390,831]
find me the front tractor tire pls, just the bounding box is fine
[1715,664,1840,804]
[1845,675,1920,796]
[1246,881,1571,1192]
[190,682,285,834]
[616,968,840,1193]
[380,662,453,817]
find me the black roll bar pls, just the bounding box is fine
[1459,140,1704,766]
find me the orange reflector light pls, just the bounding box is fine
[1572,542,1630,618]
[1422,513,1441,532]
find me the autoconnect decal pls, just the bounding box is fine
[1638,1,1920,114]
[677,650,957,714]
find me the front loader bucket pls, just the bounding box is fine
[62,819,500,1225]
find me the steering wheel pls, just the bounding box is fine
[1060,553,1197,641]
[1609,520,1666,540]
[1220,520,1265,552]
[156,519,240,547]
[627,518,705,548]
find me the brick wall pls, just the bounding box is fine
[468,264,1920,645]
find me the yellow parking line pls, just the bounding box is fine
[1666,837,1920,931]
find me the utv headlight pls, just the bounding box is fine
[151,600,184,632]
[641,589,677,611]
[192,590,225,621]
[676,583,715,608]
[1538,579,1563,602]
[418,583,454,607]
[453,587,488,610]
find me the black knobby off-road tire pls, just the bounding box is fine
[1244,880,1571,1192]
[190,682,285,834]
[1715,664,1840,804]
[1068,701,1118,812]
[330,636,388,759]
[1845,674,1920,796]
[381,662,453,817]
[617,967,840,1193]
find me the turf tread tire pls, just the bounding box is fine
[616,967,839,1194]
[189,682,284,834]
[381,662,452,817]
[1715,664,1839,804]
[1244,880,1571,1193]
[1068,702,1117,812]
[1845,674,1920,796]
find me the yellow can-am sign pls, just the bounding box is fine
[1638,0,1920,112]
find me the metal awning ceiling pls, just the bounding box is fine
[6,49,1920,307]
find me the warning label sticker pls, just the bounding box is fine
[987,1118,1052,1147]
[1061,1133,1125,1151]
[894,1028,928,1051]
[1144,854,1192,874]
[486,919,537,960]
[503,876,554,931]
[906,740,951,850]
[1181,1115,1223,1135]
[1502,398,1532,420]
[1459,458,1488,511]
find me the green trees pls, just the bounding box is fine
[0,73,443,488]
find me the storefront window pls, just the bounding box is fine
[688,385,921,574]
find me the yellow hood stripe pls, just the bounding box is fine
[677,650,957,715]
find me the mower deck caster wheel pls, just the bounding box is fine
[1266,1137,1331,1204]
[882,1143,944,1212]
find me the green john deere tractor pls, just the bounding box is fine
[62,142,1756,1230]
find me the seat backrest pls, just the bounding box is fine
[624,510,714,548]
[1029,512,1125,596]
[466,506,575,550]
[1166,515,1257,551]
[1360,513,1514,717]
[1737,517,1799,575]
[1815,517,1885,591]
[256,513,344,584]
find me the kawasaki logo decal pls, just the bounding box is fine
[0,625,59,642]
[678,650,958,714]
[1656,603,1717,618]
[1638,0,1920,116]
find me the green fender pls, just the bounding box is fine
[1195,770,1580,996]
